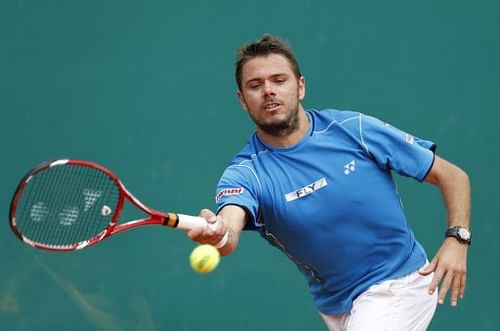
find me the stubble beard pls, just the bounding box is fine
[250,103,300,138]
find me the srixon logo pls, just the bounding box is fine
[285,177,328,202]
[215,188,244,203]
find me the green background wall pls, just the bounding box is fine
[1,0,497,330]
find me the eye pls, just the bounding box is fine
[248,83,261,89]
[274,76,287,84]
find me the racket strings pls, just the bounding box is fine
[15,164,120,248]
[34,164,75,246]
[22,168,57,243]
[21,166,66,246]
[27,167,61,245]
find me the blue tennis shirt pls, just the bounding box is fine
[215,109,436,314]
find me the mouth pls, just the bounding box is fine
[263,102,281,112]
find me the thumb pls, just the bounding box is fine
[419,259,437,276]
[199,209,217,224]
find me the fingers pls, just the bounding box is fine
[187,209,227,247]
[459,273,467,299]
[419,258,437,276]
[423,239,468,307]
[199,208,217,224]
[437,272,451,305]
[426,261,442,297]
[437,270,463,306]
[186,225,204,241]
[427,263,467,307]
[449,274,462,307]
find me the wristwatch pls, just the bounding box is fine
[445,226,471,245]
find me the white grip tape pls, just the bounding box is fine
[177,214,229,248]
[176,214,207,230]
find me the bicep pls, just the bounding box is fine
[424,155,469,191]
[424,155,458,184]
[424,155,443,185]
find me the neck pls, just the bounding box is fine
[257,107,309,148]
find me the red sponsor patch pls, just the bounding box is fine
[215,188,244,203]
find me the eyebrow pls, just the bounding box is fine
[244,73,289,86]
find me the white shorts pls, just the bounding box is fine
[320,267,438,331]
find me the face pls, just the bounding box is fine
[237,54,305,137]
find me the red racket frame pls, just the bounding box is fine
[9,159,225,251]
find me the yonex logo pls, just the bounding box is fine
[59,206,79,226]
[344,160,356,175]
[30,202,49,222]
[83,189,102,212]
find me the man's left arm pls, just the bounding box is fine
[419,155,471,307]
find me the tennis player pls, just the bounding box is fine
[188,34,471,331]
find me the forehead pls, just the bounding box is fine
[241,54,295,81]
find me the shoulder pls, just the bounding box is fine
[219,134,267,182]
[308,108,363,134]
[228,133,268,166]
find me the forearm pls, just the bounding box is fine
[421,155,471,306]
[217,205,247,256]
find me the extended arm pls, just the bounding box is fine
[419,155,471,307]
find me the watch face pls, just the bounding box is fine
[458,228,471,240]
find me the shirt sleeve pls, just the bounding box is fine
[360,114,436,182]
[215,164,261,230]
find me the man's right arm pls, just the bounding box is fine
[217,205,248,256]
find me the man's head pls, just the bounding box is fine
[235,34,302,91]
[235,34,306,141]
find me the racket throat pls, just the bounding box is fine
[163,212,180,228]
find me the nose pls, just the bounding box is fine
[262,80,275,96]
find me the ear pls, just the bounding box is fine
[298,76,306,101]
[237,90,248,112]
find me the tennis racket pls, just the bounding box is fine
[9,159,228,251]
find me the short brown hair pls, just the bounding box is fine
[235,34,302,90]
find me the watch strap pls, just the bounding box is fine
[445,226,471,245]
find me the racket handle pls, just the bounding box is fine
[175,213,229,249]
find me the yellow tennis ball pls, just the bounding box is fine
[190,244,220,273]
